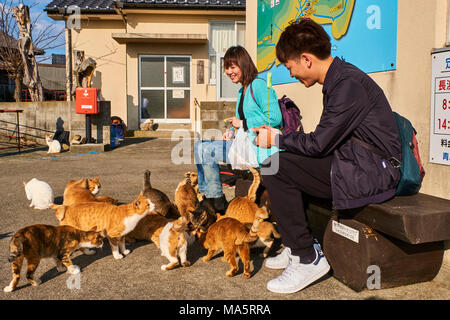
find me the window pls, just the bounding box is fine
[209,21,246,86]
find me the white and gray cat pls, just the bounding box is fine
[24,178,54,210]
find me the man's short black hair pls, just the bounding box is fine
[276,18,331,63]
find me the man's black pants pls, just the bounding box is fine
[261,152,333,258]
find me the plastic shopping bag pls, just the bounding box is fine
[228,127,259,170]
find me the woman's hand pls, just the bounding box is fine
[230,117,243,128]
[223,129,234,141]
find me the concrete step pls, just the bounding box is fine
[127,129,196,139]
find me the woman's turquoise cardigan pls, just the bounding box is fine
[235,77,283,165]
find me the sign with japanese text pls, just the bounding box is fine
[430,49,450,165]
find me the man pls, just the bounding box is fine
[253,19,401,294]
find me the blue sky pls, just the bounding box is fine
[23,0,66,62]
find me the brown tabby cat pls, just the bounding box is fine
[63,177,118,206]
[223,167,262,224]
[174,172,198,218]
[4,224,105,293]
[195,208,268,278]
[52,192,154,260]
[187,197,218,232]
[143,170,180,219]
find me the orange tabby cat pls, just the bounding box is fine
[126,213,194,270]
[63,177,118,206]
[4,224,104,293]
[195,208,268,278]
[223,167,262,224]
[217,205,279,258]
[174,172,198,218]
[51,192,154,259]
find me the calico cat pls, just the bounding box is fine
[63,177,118,206]
[217,205,279,258]
[52,192,154,259]
[222,167,263,224]
[4,224,104,293]
[174,172,198,218]
[195,208,267,278]
[143,170,180,219]
[23,178,54,210]
[45,134,61,153]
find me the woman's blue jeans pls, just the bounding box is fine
[194,140,233,198]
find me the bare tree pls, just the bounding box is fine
[0,0,64,101]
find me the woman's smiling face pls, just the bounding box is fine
[225,63,243,84]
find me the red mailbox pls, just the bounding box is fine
[76,88,100,114]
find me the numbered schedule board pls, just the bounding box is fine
[431,49,450,165]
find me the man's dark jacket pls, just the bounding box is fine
[277,57,402,210]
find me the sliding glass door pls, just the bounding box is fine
[139,55,191,122]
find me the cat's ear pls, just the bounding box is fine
[23,181,27,186]
[134,200,141,209]
[89,226,97,232]
[99,229,107,238]
[139,191,143,197]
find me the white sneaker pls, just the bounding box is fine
[266,248,330,294]
[265,239,323,270]
[265,247,292,269]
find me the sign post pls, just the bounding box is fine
[430,48,450,165]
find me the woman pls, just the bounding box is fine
[194,46,283,214]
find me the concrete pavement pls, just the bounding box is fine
[0,137,448,301]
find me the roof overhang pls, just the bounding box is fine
[112,32,208,44]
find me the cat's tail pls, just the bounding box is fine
[49,204,67,221]
[8,233,25,262]
[246,167,261,202]
[143,170,152,192]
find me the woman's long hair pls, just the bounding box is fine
[223,46,258,88]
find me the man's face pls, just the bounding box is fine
[284,55,316,88]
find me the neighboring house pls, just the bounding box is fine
[45,0,246,130]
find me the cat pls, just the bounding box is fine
[222,167,263,224]
[51,192,154,260]
[19,137,37,147]
[217,205,279,258]
[45,134,61,153]
[143,170,180,219]
[23,178,54,210]
[63,177,118,206]
[175,171,199,196]
[187,197,218,232]
[4,224,105,293]
[194,208,268,278]
[158,216,195,271]
[174,172,198,218]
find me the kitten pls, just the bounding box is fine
[195,209,267,278]
[222,167,262,224]
[174,172,198,218]
[63,177,118,206]
[187,197,218,232]
[45,134,61,154]
[23,178,54,210]
[4,224,104,293]
[52,192,154,259]
[143,170,180,219]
